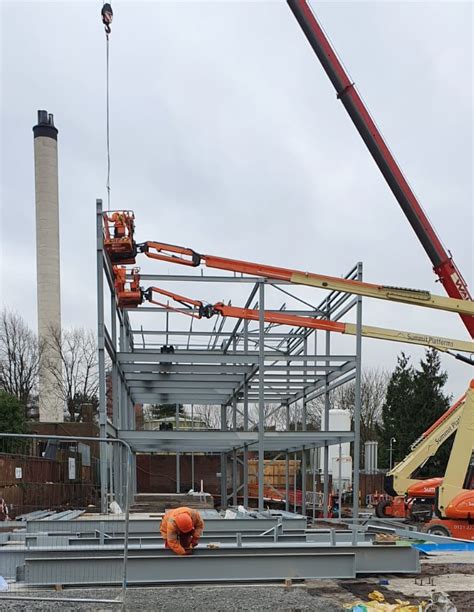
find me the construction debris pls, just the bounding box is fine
[343,589,428,611]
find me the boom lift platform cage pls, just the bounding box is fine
[96,198,364,519]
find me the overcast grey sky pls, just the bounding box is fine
[1,1,473,396]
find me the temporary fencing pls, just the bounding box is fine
[0,433,131,607]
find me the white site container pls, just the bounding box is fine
[319,409,352,489]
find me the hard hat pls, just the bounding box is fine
[175,512,193,533]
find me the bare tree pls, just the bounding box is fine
[186,369,387,437]
[307,368,388,446]
[336,368,388,446]
[47,327,99,422]
[190,404,222,430]
[0,309,41,410]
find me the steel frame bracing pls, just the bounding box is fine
[96,199,363,514]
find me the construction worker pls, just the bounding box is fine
[108,211,126,238]
[113,266,127,293]
[160,507,204,556]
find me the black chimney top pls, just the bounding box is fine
[33,110,58,140]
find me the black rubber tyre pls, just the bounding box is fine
[375,499,391,518]
[426,524,451,537]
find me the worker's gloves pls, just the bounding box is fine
[191,538,199,548]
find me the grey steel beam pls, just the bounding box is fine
[22,542,417,571]
[24,550,356,585]
[119,363,347,374]
[131,330,305,339]
[21,543,419,585]
[128,382,239,390]
[133,274,296,284]
[65,531,373,547]
[118,430,355,453]
[26,517,307,534]
[124,373,342,382]
[117,352,356,364]
[124,373,245,382]
[67,533,308,546]
[129,394,291,403]
[128,380,239,389]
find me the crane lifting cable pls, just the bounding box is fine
[101,2,113,210]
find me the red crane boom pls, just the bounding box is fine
[287,1,474,338]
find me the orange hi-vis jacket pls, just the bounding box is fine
[160,507,204,555]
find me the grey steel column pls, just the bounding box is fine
[243,320,249,507]
[96,199,108,513]
[353,262,363,519]
[220,404,227,508]
[301,339,307,515]
[312,330,317,523]
[338,442,342,519]
[119,317,131,502]
[257,282,265,512]
[191,405,195,490]
[323,309,331,518]
[301,445,307,515]
[119,318,127,506]
[176,403,180,494]
[232,399,238,506]
[110,290,121,506]
[293,450,297,514]
[126,319,137,498]
[285,399,290,512]
[312,448,317,523]
[120,320,127,430]
[232,339,238,505]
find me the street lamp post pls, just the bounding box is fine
[389,437,397,471]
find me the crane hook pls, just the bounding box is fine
[101,3,113,35]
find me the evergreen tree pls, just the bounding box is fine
[412,349,451,475]
[150,403,184,419]
[377,353,415,468]
[378,349,451,473]
[0,390,26,452]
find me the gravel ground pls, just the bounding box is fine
[0,585,344,611]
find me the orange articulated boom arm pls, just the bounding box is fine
[143,286,204,317]
[140,286,474,358]
[138,241,474,320]
[212,303,345,333]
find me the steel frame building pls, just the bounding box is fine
[96,199,363,516]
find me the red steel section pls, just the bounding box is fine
[287,1,474,337]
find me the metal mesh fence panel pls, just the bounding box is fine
[0,433,131,606]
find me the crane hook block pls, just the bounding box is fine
[101,3,113,35]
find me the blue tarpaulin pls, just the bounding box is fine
[413,541,474,553]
